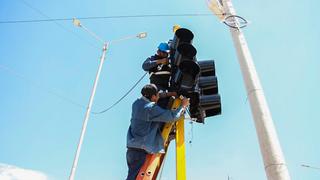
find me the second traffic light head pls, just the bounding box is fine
[198,60,218,94]
[188,92,221,123]
[198,60,216,76]
[173,43,197,66]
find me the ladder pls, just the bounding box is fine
[136,98,186,180]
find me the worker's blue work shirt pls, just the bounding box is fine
[127,97,184,154]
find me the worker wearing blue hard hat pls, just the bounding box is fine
[142,42,177,108]
[157,42,170,53]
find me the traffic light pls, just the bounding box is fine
[169,28,221,123]
[169,28,200,93]
[170,43,200,92]
[186,60,221,123]
[170,28,194,51]
[194,60,221,122]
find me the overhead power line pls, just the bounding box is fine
[0,13,213,24]
[16,0,100,49]
[301,164,320,171]
[0,64,87,110]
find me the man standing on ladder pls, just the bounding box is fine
[142,43,177,109]
[126,84,189,180]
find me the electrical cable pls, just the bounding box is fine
[301,164,320,170]
[0,64,88,110]
[92,72,147,114]
[5,2,250,30]
[0,64,148,116]
[158,152,168,180]
[3,3,250,30]
[185,108,194,145]
[188,121,194,145]
[16,0,100,49]
[3,0,149,114]
[0,13,215,24]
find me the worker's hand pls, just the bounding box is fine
[181,97,190,108]
[157,58,169,65]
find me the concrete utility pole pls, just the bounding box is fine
[207,0,291,179]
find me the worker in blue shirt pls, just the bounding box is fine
[142,42,176,108]
[126,84,189,180]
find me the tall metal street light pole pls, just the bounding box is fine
[69,18,147,180]
[207,0,291,179]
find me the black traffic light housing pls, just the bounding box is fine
[170,28,194,51]
[169,28,221,123]
[171,43,200,92]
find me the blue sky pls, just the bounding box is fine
[1,0,319,179]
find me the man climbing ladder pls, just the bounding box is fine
[136,96,186,180]
[125,84,189,180]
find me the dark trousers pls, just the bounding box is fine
[126,148,147,180]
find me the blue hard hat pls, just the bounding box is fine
[158,42,170,52]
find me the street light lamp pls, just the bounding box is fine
[72,18,81,27]
[69,18,147,180]
[137,32,147,39]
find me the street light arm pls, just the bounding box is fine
[73,18,147,45]
[73,18,105,44]
[108,32,147,45]
[80,25,105,44]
